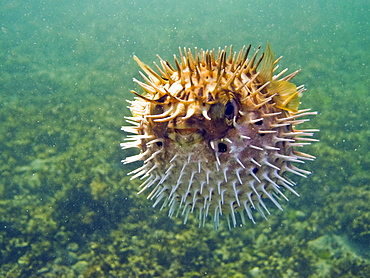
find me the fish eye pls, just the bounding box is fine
[224,100,237,121]
[151,104,164,115]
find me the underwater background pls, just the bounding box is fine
[1,0,369,277]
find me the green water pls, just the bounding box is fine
[1,0,369,277]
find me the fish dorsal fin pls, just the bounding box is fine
[259,43,274,82]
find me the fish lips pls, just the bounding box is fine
[167,127,205,145]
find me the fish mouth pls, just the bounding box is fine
[175,128,199,136]
[168,127,204,145]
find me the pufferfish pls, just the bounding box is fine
[121,44,318,229]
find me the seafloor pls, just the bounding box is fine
[1,0,369,277]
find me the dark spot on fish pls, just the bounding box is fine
[255,119,263,125]
[252,168,258,174]
[198,87,204,97]
[156,95,168,103]
[207,93,215,102]
[176,88,185,98]
[218,142,228,153]
[156,141,163,147]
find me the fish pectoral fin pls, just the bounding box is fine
[270,80,300,112]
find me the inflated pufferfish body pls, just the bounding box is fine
[122,44,317,228]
